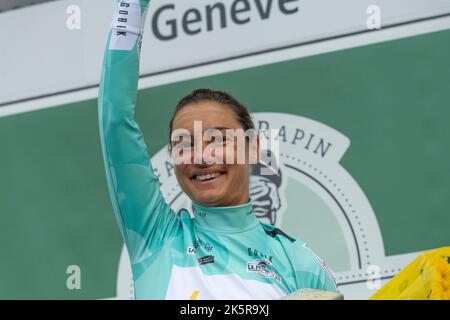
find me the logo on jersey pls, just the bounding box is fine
[187,239,214,254]
[247,258,281,281]
[247,247,273,262]
[198,255,215,265]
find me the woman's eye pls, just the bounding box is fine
[175,141,192,150]
[212,136,225,144]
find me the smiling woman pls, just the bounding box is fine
[169,97,256,207]
[98,0,338,300]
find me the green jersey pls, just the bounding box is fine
[98,0,338,299]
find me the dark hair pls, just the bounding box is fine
[169,88,255,148]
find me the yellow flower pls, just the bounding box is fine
[430,254,450,300]
[371,247,450,300]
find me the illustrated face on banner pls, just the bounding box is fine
[250,150,283,226]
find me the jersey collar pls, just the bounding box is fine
[192,200,259,233]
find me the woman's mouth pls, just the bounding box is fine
[195,172,223,181]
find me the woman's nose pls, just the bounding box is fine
[193,139,206,164]
[193,139,220,165]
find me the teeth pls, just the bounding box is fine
[195,172,222,181]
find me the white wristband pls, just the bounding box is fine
[109,1,149,51]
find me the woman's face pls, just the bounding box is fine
[171,100,257,207]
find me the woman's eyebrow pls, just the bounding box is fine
[172,130,192,136]
[208,126,233,131]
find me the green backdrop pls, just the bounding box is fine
[0,28,449,299]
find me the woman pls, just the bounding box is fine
[98,0,337,299]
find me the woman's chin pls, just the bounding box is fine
[192,191,226,206]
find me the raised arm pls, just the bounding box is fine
[98,0,180,264]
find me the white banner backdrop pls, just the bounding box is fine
[1,0,450,105]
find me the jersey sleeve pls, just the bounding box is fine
[98,0,181,264]
[291,239,339,292]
